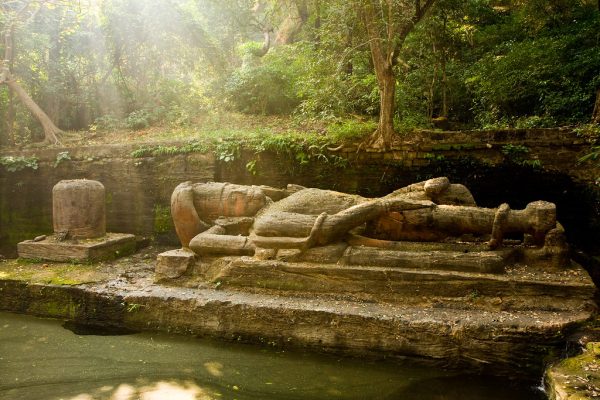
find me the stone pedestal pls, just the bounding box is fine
[18,233,136,262]
[18,179,136,262]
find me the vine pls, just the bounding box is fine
[0,156,39,172]
[129,131,352,174]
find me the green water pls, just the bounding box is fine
[0,311,545,400]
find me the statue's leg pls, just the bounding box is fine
[316,198,433,245]
[252,198,433,249]
[171,182,210,248]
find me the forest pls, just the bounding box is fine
[0,0,599,149]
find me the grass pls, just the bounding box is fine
[0,259,108,286]
[57,112,376,148]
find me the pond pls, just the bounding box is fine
[0,311,545,400]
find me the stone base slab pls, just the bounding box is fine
[201,257,596,312]
[0,276,594,378]
[17,233,136,262]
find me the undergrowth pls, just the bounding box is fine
[129,126,359,173]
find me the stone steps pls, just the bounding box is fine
[0,264,594,378]
[199,257,596,312]
[0,246,596,378]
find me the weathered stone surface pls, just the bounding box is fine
[53,179,106,239]
[173,178,565,265]
[0,272,590,378]
[155,248,196,280]
[201,256,595,311]
[0,247,595,378]
[546,341,600,399]
[17,233,136,262]
[341,246,507,273]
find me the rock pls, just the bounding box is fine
[33,235,46,242]
[155,248,196,281]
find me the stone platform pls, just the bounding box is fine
[17,233,136,262]
[0,246,595,378]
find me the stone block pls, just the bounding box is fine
[155,248,196,280]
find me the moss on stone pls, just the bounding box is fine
[38,300,80,318]
[0,259,107,286]
[546,341,600,399]
[153,204,174,234]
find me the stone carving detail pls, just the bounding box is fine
[170,178,567,268]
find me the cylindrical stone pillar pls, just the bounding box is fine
[53,179,106,239]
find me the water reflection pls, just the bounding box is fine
[0,312,545,400]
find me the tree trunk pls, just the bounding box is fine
[5,79,61,144]
[593,87,600,124]
[441,55,448,118]
[362,2,396,149]
[46,19,62,125]
[376,65,396,149]
[4,26,15,145]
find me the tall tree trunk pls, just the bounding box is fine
[4,26,16,145]
[441,56,448,118]
[5,79,61,144]
[428,42,437,119]
[46,17,62,125]
[6,90,15,145]
[362,1,396,149]
[377,65,396,148]
[593,87,600,124]
[275,0,308,44]
[361,0,437,149]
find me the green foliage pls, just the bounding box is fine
[91,115,123,132]
[125,110,152,130]
[54,151,71,168]
[215,141,241,163]
[0,156,39,172]
[576,124,600,167]
[326,119,377,142]
[501,144,530,158]
[131,141,209,158]
[153,204,173,234]
[126,303,144,313]
[129,127,353,174]
[579,146,600,165]
[225,45,302,115]
[465,5,600,127]
[501,144,541,168]
[2,0,599,145]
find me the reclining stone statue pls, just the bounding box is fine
[170,178,564,265]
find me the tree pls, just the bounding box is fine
[593,88,600,124]
[0,0,61,144]
[358,0,436,148]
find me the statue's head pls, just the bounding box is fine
[192,182,267,221]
